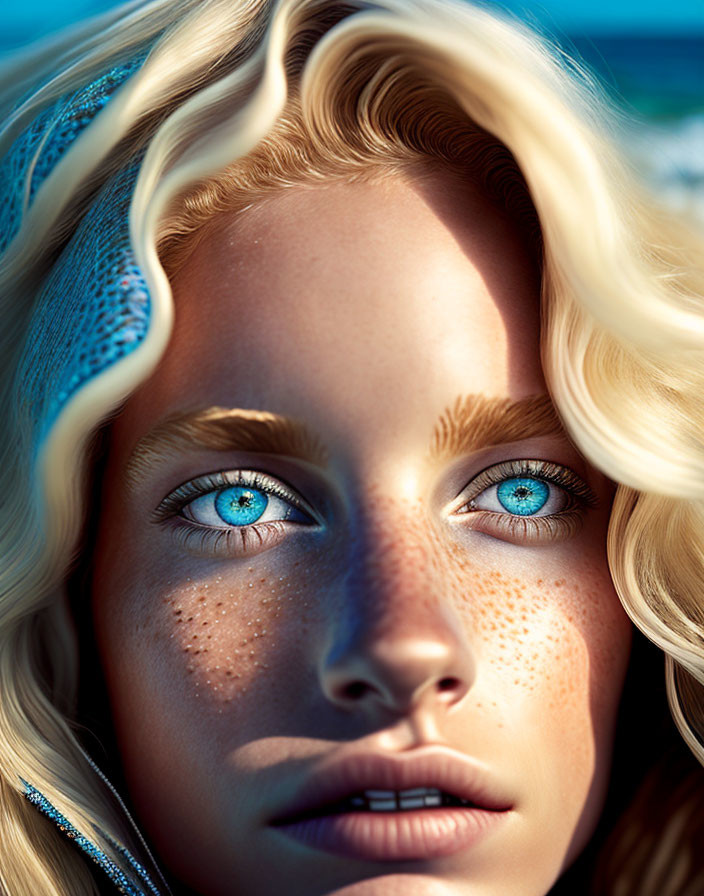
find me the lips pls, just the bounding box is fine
[268,745,514,861]
[271,746,514,825]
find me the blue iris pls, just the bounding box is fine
[496,477,549,516]
[214,486,268,526]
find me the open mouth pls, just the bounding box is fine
[271,785,511,862]
[277,786,478,823]
[268,748,514,861]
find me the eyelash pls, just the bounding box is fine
[152,470,317,558]
[452,458,598,545]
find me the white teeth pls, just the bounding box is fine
[369,799,397,810]
[340,787,469,812]
[354,787,452,811]
[362,787,442,799]
[399,797,425,809]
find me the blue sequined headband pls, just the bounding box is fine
[2,54,151,456]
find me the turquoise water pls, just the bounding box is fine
[566,35,704,217]
[571,35,704,120]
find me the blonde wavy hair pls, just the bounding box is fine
[1,0,704,894]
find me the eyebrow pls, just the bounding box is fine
[124,394,565,488]
[123,407,329,489]
[428,393,565,462]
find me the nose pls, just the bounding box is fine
[318,508,476,721]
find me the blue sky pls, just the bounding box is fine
[3,0,704,49]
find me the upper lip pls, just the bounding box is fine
[270,745,514,824]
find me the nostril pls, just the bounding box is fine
[341,681,369,700]
[437,676,460,692]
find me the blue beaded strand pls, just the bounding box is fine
[22,779,162,896]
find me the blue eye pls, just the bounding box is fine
[154,469,316,536]
[453,459,598,545]
[181,478,312,530]
[153,471,317,557]
[495,477,549,516]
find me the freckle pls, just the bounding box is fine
[216,602,223,607]
[187,616,193,622]
[260,578,266,583]
[202,621,208,626]
[174,609,183,615]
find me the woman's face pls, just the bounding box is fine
[92,169,632,896]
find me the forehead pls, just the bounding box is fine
[117,171,545,464]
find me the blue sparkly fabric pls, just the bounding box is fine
[16,160,150,452]
[3,55,152,456]
[22,781,163,896]
[0,56,144,254]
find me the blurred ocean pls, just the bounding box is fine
[570,35,704,220]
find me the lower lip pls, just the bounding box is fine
[272,807,510,862]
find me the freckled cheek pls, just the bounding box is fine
[94,535,320,725]
[446,556,630,758]
[163,575,312,705]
